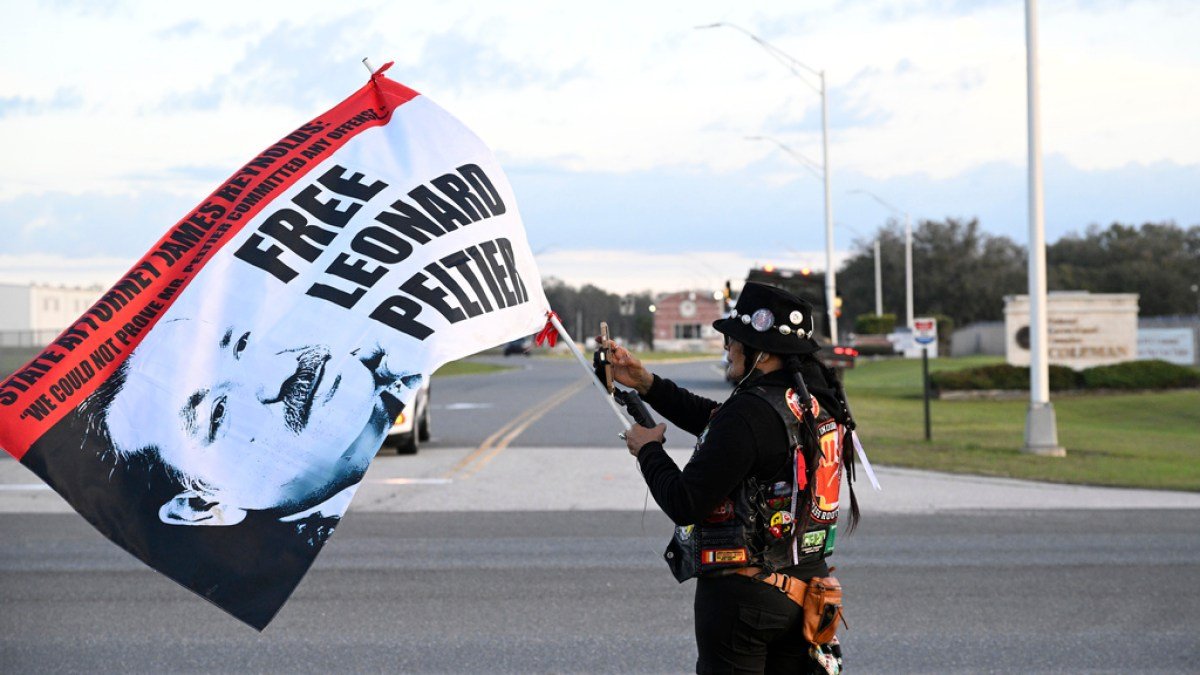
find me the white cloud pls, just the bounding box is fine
[4,0,1196,197]
[1,0,1196,293]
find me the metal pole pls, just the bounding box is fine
[874,239,883,316]
[905,212,914,330]
[820,72,838,344]
[922,347,931,441]
[1022,0,1064,456]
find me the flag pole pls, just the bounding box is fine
[546,312,632,432]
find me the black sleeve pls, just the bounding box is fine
[635,405,759,526]
[641,375,720,436]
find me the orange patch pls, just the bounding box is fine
[701,548,749,565]
[786,388,820,420]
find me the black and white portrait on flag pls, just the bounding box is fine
[5,71,550,629]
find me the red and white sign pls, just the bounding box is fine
[913,317,938,345]
[0,65,548,629]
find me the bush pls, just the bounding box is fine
[933,359,1199,392]
[1081,360,1200,390]
[931,364,1080,391]
[854,313,896,335]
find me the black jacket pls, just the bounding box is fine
[636,366,841,578]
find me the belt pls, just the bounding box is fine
[733,566,808,607]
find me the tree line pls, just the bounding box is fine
[542,279,656,346]
[539,220,1197,347]
[838,219,1200,331]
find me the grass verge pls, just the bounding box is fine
[844,356,1200,491]
[433,361,514,377]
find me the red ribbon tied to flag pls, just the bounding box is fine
[535,311,560,348]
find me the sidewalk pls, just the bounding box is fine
[7,448,1198,514]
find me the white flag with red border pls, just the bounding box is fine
[0,64,548,629]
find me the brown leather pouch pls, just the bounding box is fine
[802,575,844,646]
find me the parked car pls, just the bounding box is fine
[386,383,431,454]
[503,337,532,356]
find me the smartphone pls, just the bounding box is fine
[595,321,614,393]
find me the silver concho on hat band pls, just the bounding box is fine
[789,310,804,325]
[750,308,774,332]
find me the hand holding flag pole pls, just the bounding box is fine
[540,312,632,434]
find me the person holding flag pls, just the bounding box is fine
[603,282,859,674]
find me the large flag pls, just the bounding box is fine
[0,64,549,629]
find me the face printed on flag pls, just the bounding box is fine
[0,66,549,629]
[99,317,419,524]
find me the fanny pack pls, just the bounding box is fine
[734,567,846,646]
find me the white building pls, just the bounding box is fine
[0,282,103,346]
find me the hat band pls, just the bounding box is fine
[728,309,814,339]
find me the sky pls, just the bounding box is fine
[1,0,1197,295]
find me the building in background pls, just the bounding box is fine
[0,282,102,347]
[652,290,723,352]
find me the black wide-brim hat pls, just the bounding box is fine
[712,282,822,355]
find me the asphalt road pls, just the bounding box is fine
[416,355,732,451]
[3,510,1198,673]
[3,355,1199,673]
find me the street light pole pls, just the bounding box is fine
[1023,0,1064,456]
[699,22,838,343]
[874,239,883,316]
[819,74,838,343]
[850,189,914,330]
[904,212,913,330]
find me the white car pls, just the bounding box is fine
[386,383,431,454]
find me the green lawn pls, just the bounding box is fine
[843,356,1200,491]
[433,360,514,377]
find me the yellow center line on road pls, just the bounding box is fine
[445,376,591,480]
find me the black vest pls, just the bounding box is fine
[663,380,844,582]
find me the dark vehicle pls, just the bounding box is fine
[386,383,432,454]
[503,337,532,356]
[822,345,859,370]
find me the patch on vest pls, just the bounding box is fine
[786,388,819,421]
[810,427,843,523]
[701,548,748,565]
[768,510,794,540]
[800,529,827,555]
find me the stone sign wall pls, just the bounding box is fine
[1004,292,1139,370]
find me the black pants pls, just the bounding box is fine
[694,574,824,674]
